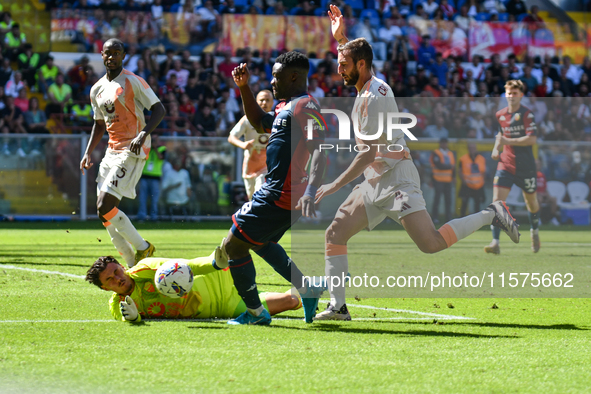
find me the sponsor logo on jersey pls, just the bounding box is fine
[305,101,319,110]
[502,125,525,133]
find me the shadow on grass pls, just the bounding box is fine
[266,323,516,338]
[175,317,515,338]
[419,321,587,331]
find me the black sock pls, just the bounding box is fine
[255,242,305,289]
[229,255,261,310]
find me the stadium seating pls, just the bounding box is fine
[505,184,526,208]
[498,12,510,21]
[359,9,380,28]
[475,12,489,21]
[546,181,567,205]
[348,0,365,13]
[562,181,590,225]
[566,181,590,205]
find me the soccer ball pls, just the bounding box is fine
[154,260,194,298]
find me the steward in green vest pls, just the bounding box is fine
[71,100,93,126]
[214,169,231,215]
[37,56,59,95]
[4,23,25,60]
[143,145,167,178]
[18,44,40,88]
[137,136,167,221]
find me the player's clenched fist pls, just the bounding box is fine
[232,63,250,88]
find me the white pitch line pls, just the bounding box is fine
[0,316,467,324]
[0,319,116,323]
[0,265,475,321]
[320,299,474,320]
[0,265,84,279]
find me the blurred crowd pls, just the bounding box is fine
[1,1,591,149]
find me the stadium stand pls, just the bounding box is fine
[1,0,591,220]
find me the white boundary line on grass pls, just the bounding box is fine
[0,316,467,324]
[0,265,84,279]
[0,265,475,322]
[319,299,474,320]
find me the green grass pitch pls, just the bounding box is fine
[0,222,590,393]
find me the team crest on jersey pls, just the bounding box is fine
[258,134,269,144]
[104,99,115,114]
[514,113,520,121]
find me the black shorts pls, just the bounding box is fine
[231,193,300,245]
[459,184,486,203]
[494,169,537,194]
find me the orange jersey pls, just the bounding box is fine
[229,115,271,179]
[90,69,160,157]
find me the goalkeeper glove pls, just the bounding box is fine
[212,238,229,270]
[120,295,139,322]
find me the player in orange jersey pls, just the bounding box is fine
[80,39,166,267]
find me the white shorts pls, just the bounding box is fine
[358,159,427,230]
[244,173,266,200]
[96,150,146,200]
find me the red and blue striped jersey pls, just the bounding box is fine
[258,93,326,210]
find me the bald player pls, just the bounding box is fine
[80,39,166,267]
[227,90,274,200]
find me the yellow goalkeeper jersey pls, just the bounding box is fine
[109,256,242,321]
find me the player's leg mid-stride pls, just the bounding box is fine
[314,181,520,322]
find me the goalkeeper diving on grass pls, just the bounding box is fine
[85,247,306,322]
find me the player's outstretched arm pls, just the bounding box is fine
[129,101,166,156]
[315,142,377,204]
[500,134,537,147]
[328,4,349,45]
[232,64,269,133]
[80,120,107,175]
[296,141,327,217]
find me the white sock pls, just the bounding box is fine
[247,306,265,316]
[326,253,348,310]
[491,238,500,246]
[104,222,135,266]
[106,208,149,251]
[440,209,495,247]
